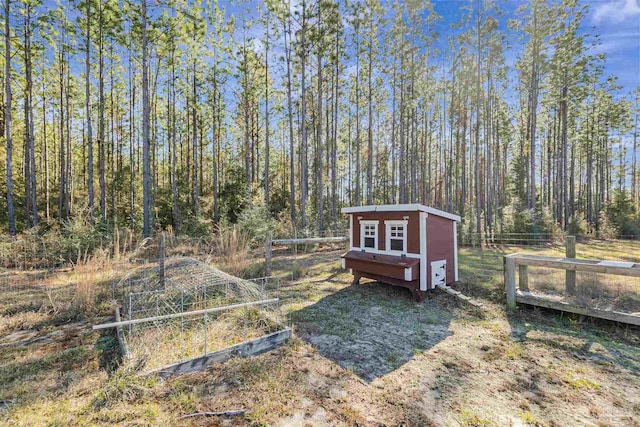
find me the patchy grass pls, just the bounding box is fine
[460,408,499,427]
[563,370,601,390]
[0,240,638,426]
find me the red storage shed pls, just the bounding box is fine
[341,204,461,301]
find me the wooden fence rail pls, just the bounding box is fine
[504,252,640,326]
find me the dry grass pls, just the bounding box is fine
[0,240,638,426]
[125,308,285,372]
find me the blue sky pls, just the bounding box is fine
[430,0,640,95]
[584,0,640,93]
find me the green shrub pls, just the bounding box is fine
[0,214,117,268]
[566,216,588,238]
[179,214,213,237]
[606,191,640,237]
[237,197,276,248]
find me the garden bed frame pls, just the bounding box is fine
[94,297,290,377]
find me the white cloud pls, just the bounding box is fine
[592,0,640,24]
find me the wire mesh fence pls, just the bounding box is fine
[111,257,288,372]
[460,232,556,247]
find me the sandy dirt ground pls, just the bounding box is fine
[0,243,639,426]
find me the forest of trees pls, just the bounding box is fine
[1,0,639,241]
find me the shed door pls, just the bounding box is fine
[431,260,447,287]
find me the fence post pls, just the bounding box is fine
[518,264,529,292]
[504,254,517,309]
[265,233,272,277]
[114,227,120,261]
[565,235,576,295]
[159,232,166,288]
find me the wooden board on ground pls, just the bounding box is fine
[435,284,484,308]
[146,328,292,379]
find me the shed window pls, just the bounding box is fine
[360,221,379,250]
[385,220,408,253]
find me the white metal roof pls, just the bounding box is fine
[341,204,461,222]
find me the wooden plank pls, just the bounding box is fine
[93,298,280,330]
[598,260,635,268]
[504,254,517,309]
[271,236,348,246]
[515,291,640,326]
[435,284,483,308]
[179,410,246,419]
[114,307,130,359]
[518,264,529,292]
[147,328,292,379]
[265,234,272,277]
[513,256,640,277]
[565,236,576,295]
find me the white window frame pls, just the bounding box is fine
[360,220,379,251]
[385,220,408,254]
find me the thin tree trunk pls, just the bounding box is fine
[284,14,295,224]
[366,29,373,205]
[475,1,482,234]
[85,1,94,223]
[561,85,568,229]
[300,0,308,226]
[58,40,68,221]
[317,45,323,234]
[142,0,152,237]
[43,74,50,220]
[331,31,339,230]
[99,3,106,220]
[171,46,179,229]
[5,0,16,235]
[355,28,361,206]
[192,59,199,213]
[264,11,270,209]
[24,4,37,227]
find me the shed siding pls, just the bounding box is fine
[351,211,420,254]
[426,215,456,286]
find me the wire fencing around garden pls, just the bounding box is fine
[105,257,289,373]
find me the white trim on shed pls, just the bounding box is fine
[359,220,379,251]
[419,211,428,291]
[385,220,408,254]
[341,204,461,222]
